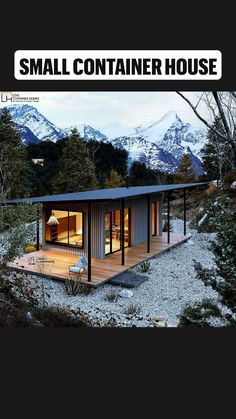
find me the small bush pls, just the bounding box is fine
[64,279,81,296]
[223,170,236,186]
[162,220,173,232]
[124,304,141,316]
[64,278,92,296]
[105,290,118,302]
[139,261,151,273]
[24,244,37,254]
[78,282,92,295]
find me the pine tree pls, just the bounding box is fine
[201,117,234,182]
[127,161,160,186]
[104,169,124,188]
[0,107,29,199]
[53,129,98,193]
[179,194,236,327]
[175,153,195,183]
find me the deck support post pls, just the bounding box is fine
[120,198,125,266]
[167,192,170,244]
[36,206,40,251]
[87,202,92,282]
[184,189,187,236]
[147,194,151,253]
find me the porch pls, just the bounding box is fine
[9,232,190,287]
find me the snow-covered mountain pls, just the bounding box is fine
[109,112,206,174]
[64,124,107,141]
[3,104,207,174]
[7,104,66,142]
[15,124,40,145]
[6,104,107,143]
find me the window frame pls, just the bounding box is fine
[45,208,84,249]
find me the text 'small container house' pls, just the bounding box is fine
[7,183,207,286]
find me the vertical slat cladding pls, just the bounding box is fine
[91,203,103,259]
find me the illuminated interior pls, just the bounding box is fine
[46,210,83,247]
[152,201,159,236]
[105,208,130,255]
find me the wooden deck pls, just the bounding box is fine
[9,233,190,287]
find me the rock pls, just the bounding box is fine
[26,311,32,320]
[230,181,236,189]
[186,239,194,246]
[157,320,168,327]
[198,213,208,226]
[149,316,166,323]
[118,289,133,298]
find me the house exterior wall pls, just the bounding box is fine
[42,192,163,260]
[91,203,105,259]
[104,193,162,247]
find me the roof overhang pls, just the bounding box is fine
[1,182,208,206]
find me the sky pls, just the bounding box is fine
[1,91,208,132]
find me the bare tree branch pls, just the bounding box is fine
[176,91,229,142]
[212,92,233,140]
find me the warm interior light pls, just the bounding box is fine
[47,212,59,225]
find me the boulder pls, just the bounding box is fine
[198,213,208,226]
[230,181,236,189]
[118,289,133,298]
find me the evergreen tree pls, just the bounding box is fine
[52,129,98,193]
[104,169,124,188]
[0,107,29,199]
[127,161,161,186]
[201,117,234,182]
[179,194,236,327]
[175,153,195,183]
[86,140,128,187]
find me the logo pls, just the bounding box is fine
[0,92,39,103]
[1,92,13,102]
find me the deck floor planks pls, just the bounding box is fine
[9,233,189,286]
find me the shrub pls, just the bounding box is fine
[34,306,92,327]
[162,220,173,232]
[64,278,81,296]
[105,290,118,302]
[78,282,92,296]
[139,261,151,273]
[24,244,37,254]
[223,170,236,187]
[124,304,141,315]
[64,278,92,296]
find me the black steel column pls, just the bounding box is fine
[87,202,92,282]
[147,195,151,253]
[36,207,40,251]
[184,189,186,236]
[120,198,125,265]
[167,192,170,244]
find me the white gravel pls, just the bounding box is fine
[14,218,224,327]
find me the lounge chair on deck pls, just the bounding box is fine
[68,256,88,276]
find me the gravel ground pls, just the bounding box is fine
[16,218,224,327]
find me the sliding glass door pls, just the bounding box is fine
[105,208,130,255]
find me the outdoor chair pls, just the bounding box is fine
[68,256,88,276]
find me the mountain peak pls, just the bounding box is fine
[8,103,37,114]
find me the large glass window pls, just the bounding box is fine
[46,209,84,248]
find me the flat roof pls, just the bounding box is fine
[4,183,208,204]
